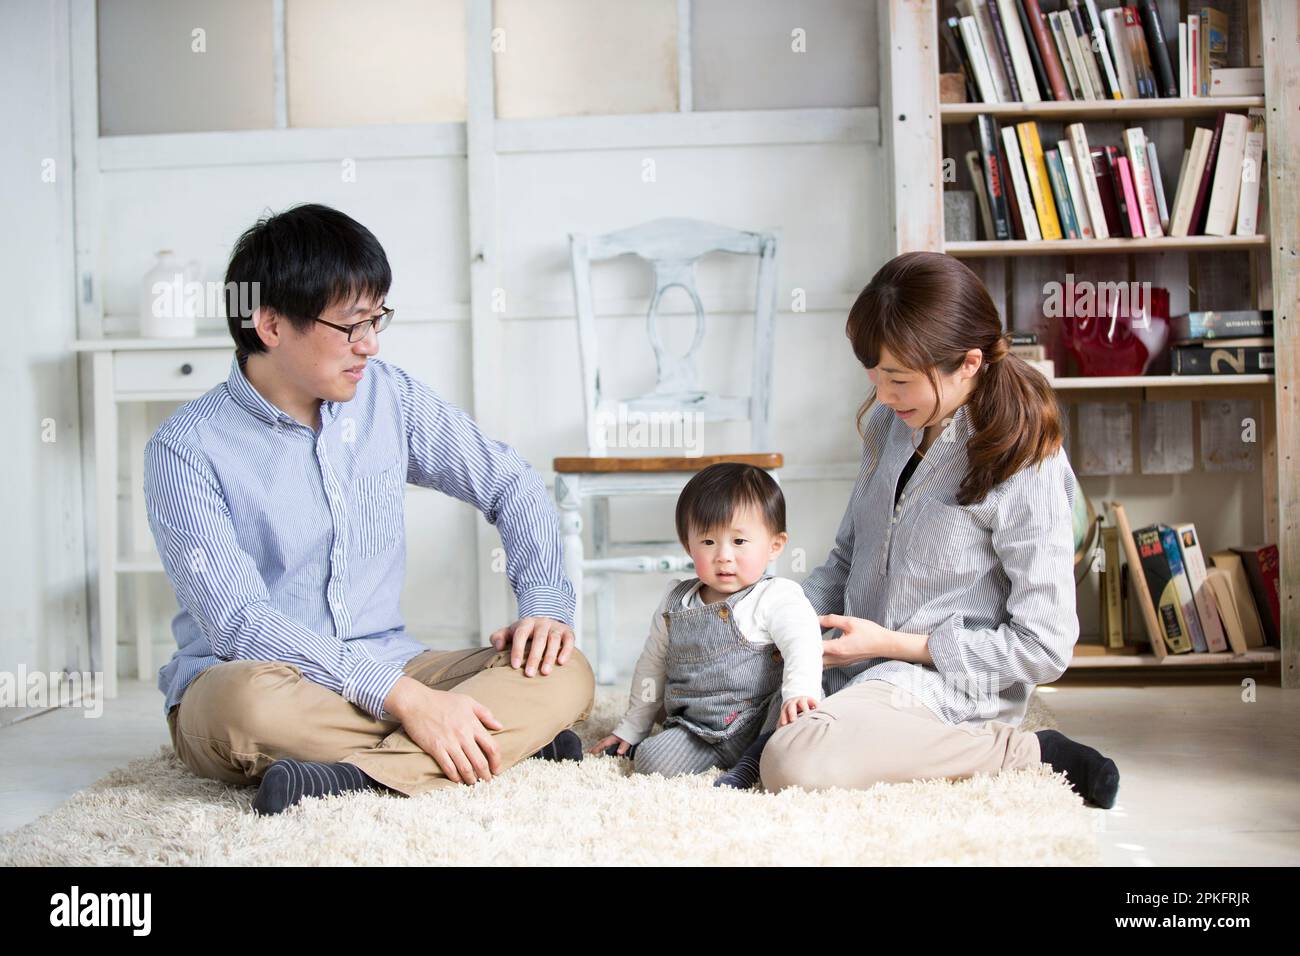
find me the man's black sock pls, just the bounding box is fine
[1035,729,1120,809]
[714,731,774,790]
[252,759,386,816]
[530,729,583,762]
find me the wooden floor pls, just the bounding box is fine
[3,675,1298,866]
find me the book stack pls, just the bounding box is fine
[1007,331,1055,378]
[1106,503,1280,656]
[1170,309,1273,375]
[965,111,1265,241]
[943,0,1183,104]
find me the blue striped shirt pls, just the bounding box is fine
[802,400,1079,728]
[144,354,574,719]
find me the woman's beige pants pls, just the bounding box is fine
[761,679,1043,792]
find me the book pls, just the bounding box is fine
[1137,0,1178,97]
[942,18,981,103]
[1188,14,1200,98]
[1169,127,1213,237]
[1146,140,1170,231]
[996,0,1043,102]
[1174,523,1228,653]
[1023,0,1071,101]
[1171,309,1273,341]
[1125,5,1156,98]
[1199,7,1229,97]
[1012,0,1051,100]
[1134,524,1195,653]
[1232,545,1281,645]
[1017,121,1063,239]
[1211,66,1264,96]
[1082,0,1123,99]
[1009,343,1047,360]
[1187,111,1227,235]
[1203,111,1249,236]
[1047,11,1082,99]
[963,0,1013,101]
[1090,146,1124,237]
[1209,551,1267,648]
[1103,7,1140,98]
[1171,342,1274,374]
[1159,526,1208,652]
[1057,140,1094,238]
[1066,124,1108,239]
[1125,127,1164,237]
[1066,2,1107,101]
[1008,331,1038,345]
[983,0,1022,101]
[1044,149,1080,238]
[974,115,1012,239]
[959,16,1001,103]
[1109,502,1171,657]
[1178,21,1188,98]
[966,150,996,239]
[1101,526,1125,647]
[1116,154,1145,238]
[1234,112,1265,236]
[1205,566,1248,654]
[1060,6,1097,100]
[1001,125,1042,240]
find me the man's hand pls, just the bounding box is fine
[488,616,575,677]
[383,676,503,785]
[779,695,818,726]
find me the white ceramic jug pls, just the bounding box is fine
[140,250,202,338]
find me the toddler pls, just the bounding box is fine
[590,463,823,789]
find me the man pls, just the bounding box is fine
[144,203,593,815]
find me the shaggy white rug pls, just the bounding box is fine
[0,688,1100,866]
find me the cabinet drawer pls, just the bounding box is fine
[113,349,232,396]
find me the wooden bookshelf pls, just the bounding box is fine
[945,235,1268,257]
[880,0,1296,682]
[1069,646,1280,668]
[940,96,1265,124]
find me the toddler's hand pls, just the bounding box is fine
[779,696,818,726]
[590,733,634,756]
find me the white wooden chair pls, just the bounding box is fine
[554,217,781,684]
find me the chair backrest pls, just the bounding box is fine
[568,217,779,457]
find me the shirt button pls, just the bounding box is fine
[718,607,730,620]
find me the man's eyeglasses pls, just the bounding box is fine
[312,306,395,342]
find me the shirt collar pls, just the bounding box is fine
[226,355,341,430]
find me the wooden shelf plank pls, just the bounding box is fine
[944,235,1269,257]
[1049,374,1274,390]
[940,97,1265,124]
[1068,647,1280,669]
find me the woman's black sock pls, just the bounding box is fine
[252,759,386,815]
[1035,729,1120,809]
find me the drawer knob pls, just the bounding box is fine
[179,363,193,375]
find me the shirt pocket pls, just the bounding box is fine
[905,501,990,574]
[350,461,405,558]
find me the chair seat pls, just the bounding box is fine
[552,452,783,474]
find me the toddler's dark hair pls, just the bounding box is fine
[675,463,785,548]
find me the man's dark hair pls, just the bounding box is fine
[675,463,786,548]
[224,203,392,359]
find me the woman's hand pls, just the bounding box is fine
[819,614,891,668]
[779,696,818,726]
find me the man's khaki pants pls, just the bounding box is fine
[166,646,595,796]
[760,680,1043,792]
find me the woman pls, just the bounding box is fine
[760,251,1120,808]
